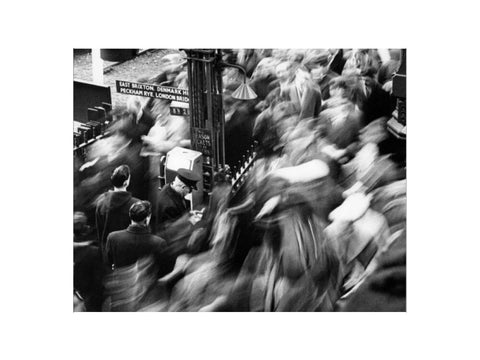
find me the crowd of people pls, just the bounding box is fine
[74,48,406,312]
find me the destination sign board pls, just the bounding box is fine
[116,80,189,103]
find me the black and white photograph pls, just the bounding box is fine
[4,1,480,359]
[73,48,407,312]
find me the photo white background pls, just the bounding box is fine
[1,0,479,359]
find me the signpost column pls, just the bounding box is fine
[184,49,226,197]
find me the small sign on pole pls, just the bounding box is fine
[170,107,190,116]
[191,127,213,157]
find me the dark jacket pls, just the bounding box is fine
[224,103,257,168]
[329,49,346,75]
[156,184,188,230]
[361,77,393,125]
[95,191,140,255]
[250,74,278,101]
[105,224,174,277]
[74,241,104,311]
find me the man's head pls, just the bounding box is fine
[172,168,201,197]
[275,61,295,83]
[129,200,152,225]
[111,165,130,189]
[74,211,89,238]
[303,50,331,81]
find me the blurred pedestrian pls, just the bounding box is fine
[303,49,339,100]
[320,76,362,155]
[74,212,104,311]
[249,57,278,101]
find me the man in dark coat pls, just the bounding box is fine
[95,165,140,257]
[105,200,174,276]
[156,168,201,231]
[104,201,175,311]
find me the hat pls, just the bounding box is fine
[176,168,201,190]
[303,50,331,69]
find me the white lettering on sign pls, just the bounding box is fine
[116,80,189,103]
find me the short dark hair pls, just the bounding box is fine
[129,201,152,222]
[111,165,130,188]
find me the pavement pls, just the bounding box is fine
[74,49,175,108]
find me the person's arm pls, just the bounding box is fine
[95,202,103,245]
[272,159,330,183]
[178,139,191,148]
[158,213,195,257]
[104,234,114,268]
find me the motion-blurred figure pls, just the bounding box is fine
[236,49,262,78]
[165,175,234,311]
[81,109,149,200]
[303,49,339,101]
[224,92,259,168]
[326,192,391,296]
[342,49,381,77]
[249,57,279,101]
[74,212,104,312]
[341,142,405,195]
[222,160,343,311]
[338,229,406,311]
[319,76,362,158]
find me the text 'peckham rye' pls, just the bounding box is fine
[117,81,189,102]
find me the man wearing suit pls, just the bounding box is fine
[105,200,173,275]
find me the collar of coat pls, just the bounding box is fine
[126,224,151,234]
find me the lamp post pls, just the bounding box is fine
[184,49,257,197]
